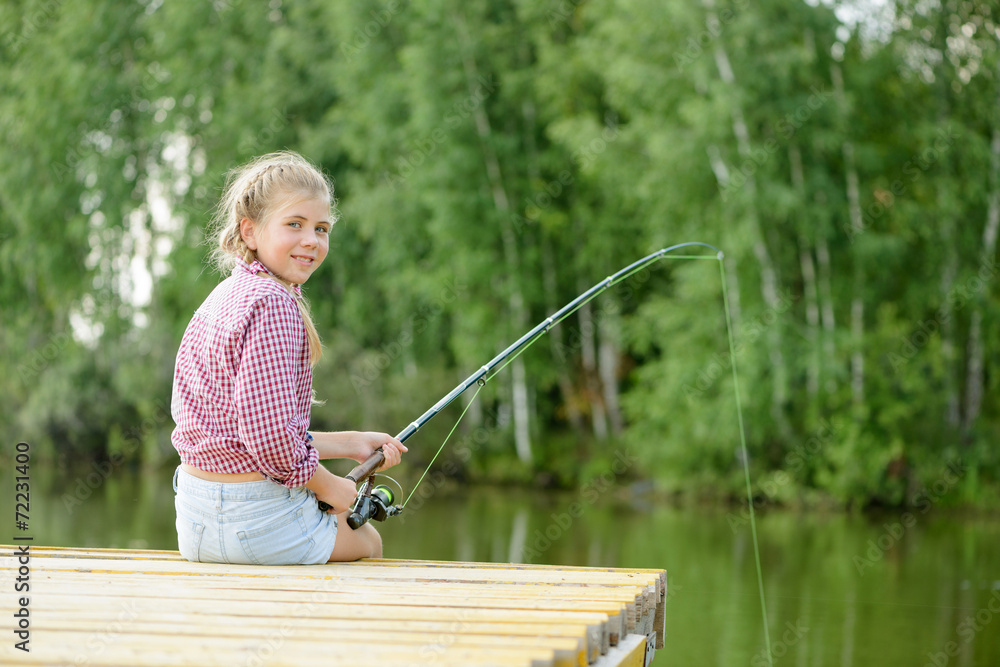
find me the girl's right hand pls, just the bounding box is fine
[319,474,361,514]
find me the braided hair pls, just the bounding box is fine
[209,151,335,365]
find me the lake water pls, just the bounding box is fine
[7,463,1000,666]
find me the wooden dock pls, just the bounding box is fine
[2,545,665,666]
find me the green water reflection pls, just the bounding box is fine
[7,465,999,666]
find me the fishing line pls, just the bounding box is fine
[481,250,719,383]
[401,244,721,504]
[377,473,406,500]
[401,381,485,509]
[382,243,772,663]
[719,258,774,666]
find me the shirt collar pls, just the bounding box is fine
[237,259,302,297]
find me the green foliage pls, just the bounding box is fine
[1,0,998,509]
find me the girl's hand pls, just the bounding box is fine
[377,438,406,472]
[353,431,407,470]
[318,474,362,515]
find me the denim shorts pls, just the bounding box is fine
[173,467,337,565]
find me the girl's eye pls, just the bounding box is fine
[317,226,330,234]
[289,221,301,228]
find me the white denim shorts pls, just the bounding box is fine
[173,467,337,565]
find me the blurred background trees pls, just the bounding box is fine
[2,0,997,507]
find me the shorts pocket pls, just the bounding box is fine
[176,517,205,562]
[237,507,315,565]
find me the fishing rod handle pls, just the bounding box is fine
[345,425,417,486]
[346,448,385,483]
[317,435,403,513]
[317,450,384,515]
[316,449,384,514]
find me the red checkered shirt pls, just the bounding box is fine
[170,259,318,488]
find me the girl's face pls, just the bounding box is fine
[241,196,331,285]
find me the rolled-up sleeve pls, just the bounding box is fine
[234,295,318,488]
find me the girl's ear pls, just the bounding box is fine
[240,217,257,250]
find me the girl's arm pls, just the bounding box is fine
[304,464,361,514]
[308,431,407,470]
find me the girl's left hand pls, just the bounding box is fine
[354,432,407,470]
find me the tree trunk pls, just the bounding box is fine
[842,140,864,409]
[964,123,1000,432]
[510,353,532,464]
[724,248,743,337]
[543,234,585,434]
[940,248,960,427]
[700,147,744,331]
[524,97,585,435]
[508,508,529,563]
[790,144,821,401]
[598,311,624,437]
[456,26,532,464]
[708,25,791,438]
[799,241,821,400]
[578,298,609,440]
[833,64,865,410]
[816,236,837,394]
[851,294,864,409]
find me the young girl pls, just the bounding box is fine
[170,151,406,565]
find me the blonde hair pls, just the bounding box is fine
[210,151,335,365]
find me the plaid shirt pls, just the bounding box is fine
[170,260,318,488]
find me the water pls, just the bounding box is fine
[6,463,1000,666]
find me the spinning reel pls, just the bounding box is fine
[317,448,404,530]
[346,476,404,530]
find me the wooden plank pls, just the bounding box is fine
[31,586,593,664]
[44,617,586,661]
[15,630,562,667]
[593,633,648,667]
[29,546,665,581]
[33,584,607,660]
[31,556,645,639]
[34,568,648,606]
[49,613,591,647]
[389,558,662,650]
[32,578,612,663]
[35,554,657,590]
[27,548,664,642]
[26,543,666,615]
[33,592,611,659]
[33,586,619,632]
[2,546,666,667]
[32,569,632,649]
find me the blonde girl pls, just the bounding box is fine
[171,151,405,565]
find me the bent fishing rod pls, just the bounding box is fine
[329,240,776,667]
[327,241,722,528]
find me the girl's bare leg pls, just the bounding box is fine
[328,520,383,561]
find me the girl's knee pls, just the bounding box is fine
[328,522,382,562]
[358,523,383,558]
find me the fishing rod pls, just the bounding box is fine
[326,241,723,528]
[331,239,777,667]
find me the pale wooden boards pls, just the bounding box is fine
[1,545,665,667]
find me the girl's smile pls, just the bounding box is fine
[241,197,331,285]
